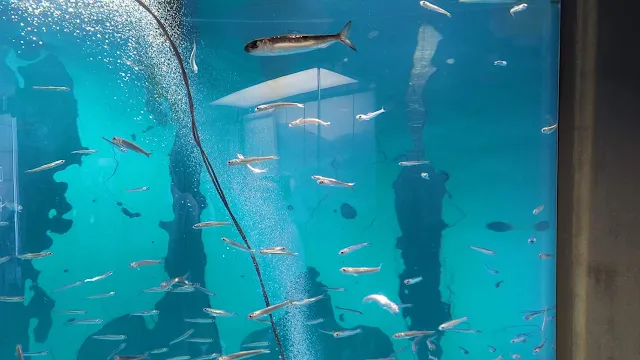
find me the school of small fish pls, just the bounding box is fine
[0,1,559,359]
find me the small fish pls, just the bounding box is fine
[255,102,304,112]
[22,350,49,357]
[363,294,400,314]
[322,286,346,292]
[160,273,189,289]
[399,160,430,166]
[485,264,499,275]
[195,286,216,297]
[0,296,24,302]
[32,86,70,91]
[171,286,196,293]
[193,354,220,360]
[289,118,330,127]
[421,172,430,180]
[54,309,87,315]
[495,280,504,288]
[0,256,12,264]
[87,291,116,299]
[114,356,147,360]
[319,328,362,338]
[533,205,544,215]
[72,149,98,154]
[336,306,363,315]
[244,21,356,56]
[204,308,237,317]
[449,329,482,334]
[186,338,214,343]
[356,107,385,121]
[92,335,127,340]
[246,164,267,173]
[53,280,84,293]
[221,237,252,252]
[411,335,424,354]
[141,286,169,293]
[488,345,497,352]
[108,343,126,359]
[166,357,190,360]
[66,318,104,325]
[459,346,469,355]
[427,336,436,351]
[305,318,325,325]
[542,123,558,134]
[124,186,150,193]
[339,242,370,255]
[528,236,537,244]
[494,60,508,66]
[510,334,529,344]
[314,176,355,189]
[510,3,528,15]
[25,160,65,173]
[539,253,554,259]
[438,316,468,331]
[149,348,169,354]
[129,259,164,269]
[340,264,381,275]
[218,349,271,360]
[292,294,325,306]
[248,300,293,319]
[2,202,22,212]
[469,245,496,255]
[185,318,216,323]
[17,252,54,260]
[16,345,23,360]
[170,329,195,345]
[242,341,270,348]
[404,276,423,285]
[0,221,7,227]
[131,310,158,316]
[393,330,435,339]
[533,338,547,354]
[84,270,113,282]
[227,155,278,166]
[190,40,198,73]
[112,137,151,157]
[193,221,231,229]
[511,355,521,360]
[419,1,452,17]
[259,248,298,256]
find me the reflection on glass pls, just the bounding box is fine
[0,0,558,359]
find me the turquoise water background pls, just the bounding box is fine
[0,0,558,359]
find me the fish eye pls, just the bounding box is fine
[339,250,346,255]
[333,332,340,338]
[403,280,410,285]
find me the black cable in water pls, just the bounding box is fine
[130,1,287,359]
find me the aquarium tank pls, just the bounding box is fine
[0,0,558,359]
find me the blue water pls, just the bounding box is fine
[0,0,558,359]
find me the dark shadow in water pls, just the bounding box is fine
[240,267,395,359]
[0,52,80,358]
[394,166,450,360]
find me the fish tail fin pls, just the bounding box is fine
[323,122,331,126]
[337,21,357,52]
[347,182,355,190]
[382,106,386,112]
[145,151,152,157]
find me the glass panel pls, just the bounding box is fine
[0,0,558,359]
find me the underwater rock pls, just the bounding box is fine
[486,221,514,232]
[340,203,357,219]
[239,267,394,359]
[394,167,449,360]
[534,220,550,232]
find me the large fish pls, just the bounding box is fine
[112,137,151,157]
[244,21,356,56]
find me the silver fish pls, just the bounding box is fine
[190,40,198,73]
[186,338,214,343]
[533,205,544,215]
[149,348,169,354]
[124,186,150,193]
[32,86,70,91]
[203,308,236,317]
[22,350,49,356]
[87,291,116,299]
[362,294,400,314]
[0,256,11,265]
[196,286,216,297]
[305,318,325,325]
[542,123,558,134]
[340,264,381,275]
[67,318,104,325]
[53,280,84,293]
[510,3,528,16]
[244,21,356,56]
[398,160,430,166]
[169,329,194,345]
[494,60,508,67]
[319,328,362,338]
[218,349,270,360]
[54,309,87,315]
[84,270,113,282]
[356,107,385,121]
[247,300,293,319]
[193,221,231,229]
[92,335,127,340]
[26,160,65,173]
[0,296,24,302]
[289,118,330,127]
[292,294,325,306]
[17,252,53,260]
[185,318,216,323]
[393,330,435,339]
[403,276,423,285]
[221,237,253,252]
[112,137,151,157]
[438,316,468,331]
[193,354,221,360]
[419,1,452,17]
[339,242,370,255]
[71,149,98,154]
[129,259,164,269]
[469,245,495,255]
[242,341,270,347]
[227,155,279,166]
[255,102,304,112]
[131,310,159,316]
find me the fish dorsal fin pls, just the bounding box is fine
[237,153,245,159]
